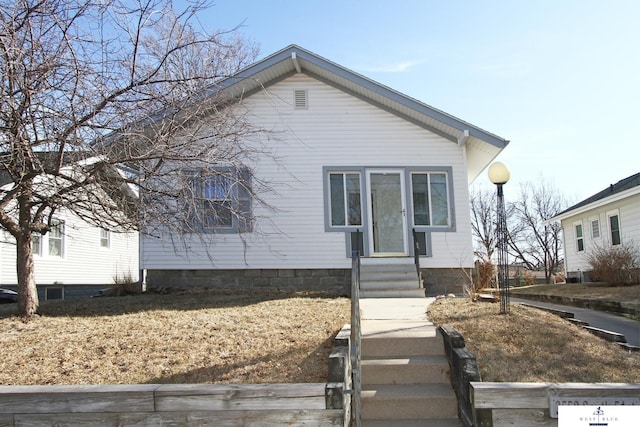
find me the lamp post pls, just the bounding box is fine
[488,162,510,314]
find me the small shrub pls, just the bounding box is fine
[513,269,537,287]
[110,271,138,296]
[587,243,640,285]
[472,260,495,294]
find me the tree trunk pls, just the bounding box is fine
[16,232,39,317]
[16,186,39,318]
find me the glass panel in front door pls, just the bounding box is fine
[369,172,406,254]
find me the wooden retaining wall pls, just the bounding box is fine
[0,325,353,427]
[0,383,342,426]
[471,382,640,426]
[440,323,640,426]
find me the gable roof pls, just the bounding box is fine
[199,45,509,184]
[550,171,640,222]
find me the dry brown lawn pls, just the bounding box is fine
[428,297,640,383]
[3,283,638,386]
[0,290,350,385]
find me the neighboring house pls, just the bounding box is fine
[0,158,139,300]
[548,172,640,282]
[141,45,509,293]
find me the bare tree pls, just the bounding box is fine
[508,178,567,283]
[0,0,263,318]
[470,187,497,262]
[469,186,500,291]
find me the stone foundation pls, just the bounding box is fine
[421,268,470,296]
[145,269,351,294]
[146,267,468,296]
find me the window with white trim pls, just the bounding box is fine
[411,172,450,226]
[100,229,111,248]
[48,220,64,257]
[32,233,42,256]
[574,222,584,252]
[590,218,600,239]
[328,172,362,227]
[608,212,621,245]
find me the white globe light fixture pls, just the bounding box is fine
[488,161,510,185]
[488,161,510,314]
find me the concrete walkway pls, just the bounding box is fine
[360,297,434,322]
[358,297,462,426]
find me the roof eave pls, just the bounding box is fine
[546,186,640,224]
[212,45,509,149]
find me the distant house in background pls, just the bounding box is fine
[0,159,139,300]
[549,172,640,282]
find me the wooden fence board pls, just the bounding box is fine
[155,383,327,412]
[472,382,640,426]
[472,383,640,409]
[16,410,343,427]
[0,415,13,427]
[492,408,555,427]
[154,383,326,398]
[471,382,549,408]
[0,385,157,414]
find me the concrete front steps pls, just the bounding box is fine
[360,260,424,298]
[359,298,461,426]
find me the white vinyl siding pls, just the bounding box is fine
[561,193,640,273]
[141,73,474,270]
[0,211,138,286]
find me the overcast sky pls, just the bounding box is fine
[202,0,639,203]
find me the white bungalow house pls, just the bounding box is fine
[0,158,139,300]
[548,172,640,282]
[140,45,509,294]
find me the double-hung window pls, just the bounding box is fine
[411,172,450,227]
[100,229,111,248]
[203,174,234,228]
[590,218,600,239]
[189,168,252,233]
[48,220,64,257]
[575,222,584,252]
[329,172,362,227]
[32,233,42,256]
[608,213,621,245]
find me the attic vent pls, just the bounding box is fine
[294,90,308,109]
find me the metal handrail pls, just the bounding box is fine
[350,230,362,427]
[412,228,421,279]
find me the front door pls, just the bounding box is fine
[366,170,408,255]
